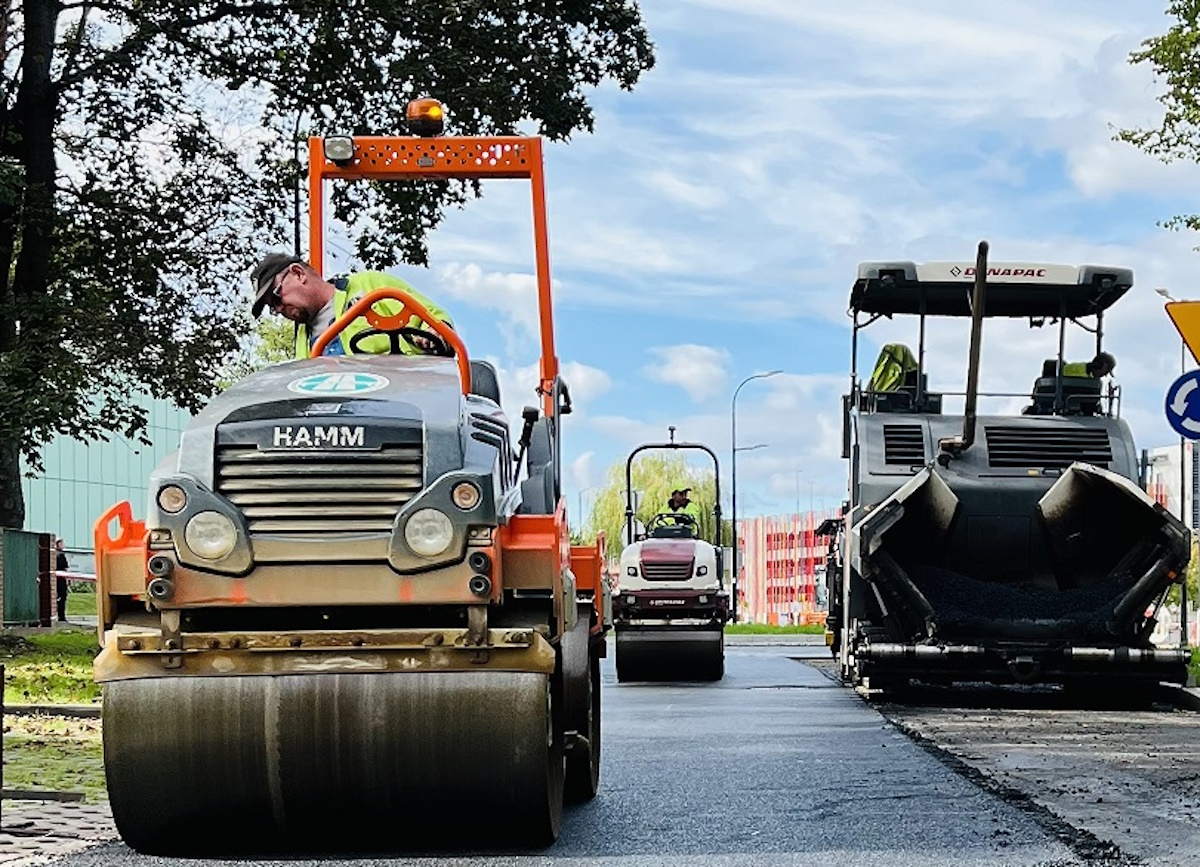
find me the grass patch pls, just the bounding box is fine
[3,716,105,802]
[66,587,96,619]
[725,622,826,634]
[0,628,100,705]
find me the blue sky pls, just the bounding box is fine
[329,1,1200,526]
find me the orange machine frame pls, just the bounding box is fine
[308,135,560,418]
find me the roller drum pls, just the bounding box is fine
[615,628,724,682]
[103,670,562,854]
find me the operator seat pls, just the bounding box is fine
[469,360,502,404]
[1027,359,1101,416]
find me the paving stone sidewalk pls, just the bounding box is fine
[0,801,116,864]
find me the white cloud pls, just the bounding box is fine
[643,345,731,402]
[435,262,542,351]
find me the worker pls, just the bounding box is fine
[666,488,703,524]
[869,343,918,392]
[250,253,454,358]
[1062,351,1116,379]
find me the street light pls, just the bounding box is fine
[731,370,783,622]
[577,486,596,534]
[1156,287,1190,648]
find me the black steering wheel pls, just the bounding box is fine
[347,325,454,357]
[646,512,697,534]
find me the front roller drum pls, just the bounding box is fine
[103,670,563,855]
[615,628,724,682]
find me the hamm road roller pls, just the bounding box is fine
[613,436,728,681]
[832,241,1191,694]
[92,102,609,853]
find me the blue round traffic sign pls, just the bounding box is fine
[1165,369,1200,439]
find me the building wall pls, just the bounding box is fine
[1144,442,1198,530]
[737,510,834,625]
[21,397,193,565]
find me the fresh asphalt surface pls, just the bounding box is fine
[49,644,1090,867]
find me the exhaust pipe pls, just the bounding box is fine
[939,240,988,464]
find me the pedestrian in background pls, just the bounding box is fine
[55,538,69,623]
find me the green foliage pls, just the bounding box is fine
[1166,531,1200,607]
[0,628,100,705]
[586,452,729,555]
[66,587,97,619]
[1118,2,1200,232]
[217,317,299,387]
[724,623,826,635]
[3,716,106,803]
[0,1,656,527]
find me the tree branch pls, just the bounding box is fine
[58,1,288,87]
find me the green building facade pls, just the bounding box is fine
[21,398,193,564]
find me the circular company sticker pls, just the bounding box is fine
[287,372,390,395]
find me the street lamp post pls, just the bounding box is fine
[577,487,596,534]
[1157,287,1190,648]
[731,370,782,623]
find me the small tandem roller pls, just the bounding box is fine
[92,102,610,854]
[612,435,728,682]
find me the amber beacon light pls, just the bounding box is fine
[407,98,446,137]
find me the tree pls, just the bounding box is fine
[1118,2,1200,233]
[585,453,729,556]
[0,1,654,528]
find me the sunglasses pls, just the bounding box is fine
[265,266,294,310]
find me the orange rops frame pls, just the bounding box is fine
[308,136,561,417]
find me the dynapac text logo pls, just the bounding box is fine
[272,426,366,448]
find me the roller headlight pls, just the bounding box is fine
[158,485,187,514]
[184,511,237,560]
[324,135,355,164]
[405,508,454,557]
[451,481,481,510]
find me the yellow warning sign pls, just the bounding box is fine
[1165,301,1200,365]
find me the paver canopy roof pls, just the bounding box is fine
[850,261,1132,318]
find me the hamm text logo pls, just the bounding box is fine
[272,426,366,448]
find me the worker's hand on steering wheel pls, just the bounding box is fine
[410,333,440,353]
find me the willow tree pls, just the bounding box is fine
[1118,1,1200,232]
[586,453,728,555]
[0,0,654,528]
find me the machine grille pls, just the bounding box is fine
[883,424,925,465]
[984,426,1112,468]
[470,413,512,487]
[639,561,695,582]
[215,444,423,534]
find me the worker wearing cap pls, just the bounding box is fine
[666,488,703,525]
[250,253,454,358]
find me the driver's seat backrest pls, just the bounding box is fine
[469,360,501,404]
[517,418,555,515]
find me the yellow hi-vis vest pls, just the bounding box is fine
[665,500,703,524]
[869,343,918,392]
[294,271,453,359]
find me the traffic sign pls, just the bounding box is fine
[1165,370,1200,439]
[1164,301,1200,365]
